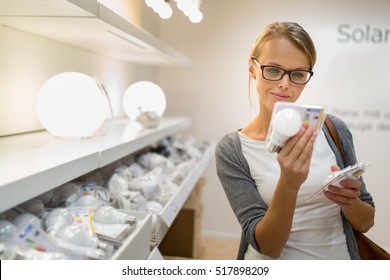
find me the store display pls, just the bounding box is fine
[0,134,212,259]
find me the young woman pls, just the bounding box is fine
[215,22,375,260]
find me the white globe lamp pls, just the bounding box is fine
[36,72,109,138]
[122,81,166,121]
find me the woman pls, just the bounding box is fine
[215,22,375,260]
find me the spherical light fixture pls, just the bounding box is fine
[36,72,109,138]
[122,81,167,121]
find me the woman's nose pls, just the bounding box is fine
[278,74,290,89]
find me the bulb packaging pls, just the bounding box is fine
[56,224,99,248]
[94,206,136,225]
[266,102,328,153]
[44,208,74,234]
[0,220,17,236]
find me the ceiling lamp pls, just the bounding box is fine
[145,0,173,19]
[36,72,109,139]
[145,0,203,23]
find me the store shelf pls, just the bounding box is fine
[98,117,191,167]
[159,144,215,227]
[110,211,152,260]
[0,0,191,65]
[0,116,191,213]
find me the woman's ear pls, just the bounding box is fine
[249,66,256,79]
[248,58,256,79]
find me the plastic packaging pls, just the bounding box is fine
[44,208,74,234]
[128,167,162,201]
[12,213,42,229]
[117,191,147,211]
[94,206,136,225]
[306,162,369,202]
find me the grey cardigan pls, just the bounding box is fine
[215,114,374,260]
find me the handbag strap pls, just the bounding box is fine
[324,115,345,163]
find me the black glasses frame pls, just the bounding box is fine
[252,59,313,85]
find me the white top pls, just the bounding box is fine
[239,130,350,259]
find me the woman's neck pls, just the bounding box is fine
[241,111,272,141]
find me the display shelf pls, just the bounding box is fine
[147,246,165,260]
[110,211,152,260]
[159,144,215,227]
[0,0,191,65]
[98,117,191,167]
[0,116,191,213]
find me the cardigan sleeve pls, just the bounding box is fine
[215,132,268,255]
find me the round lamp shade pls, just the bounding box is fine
[122,81,166,121]
[36,72,109,138]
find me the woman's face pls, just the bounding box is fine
[250,36,311,114]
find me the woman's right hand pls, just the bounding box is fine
[276,126,316,191]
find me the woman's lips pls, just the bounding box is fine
[271,92,290,101]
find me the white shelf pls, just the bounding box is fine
[0,0,191,65]
[159,143,215,227]
[0,116,191,213]
[110,211,152,260]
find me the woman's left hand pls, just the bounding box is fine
[324,165,361,207]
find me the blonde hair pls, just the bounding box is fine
[248,22,317,102]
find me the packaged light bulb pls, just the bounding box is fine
[266,108,302,152]
[0,220,17,236]
[266,102,327,153]
[12,213,43,229]
[93,206,136,225]
[44,208,74,234]
[56,224,99,248]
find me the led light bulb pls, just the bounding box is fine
[68,194,99,209]
[0,220,17,236]
[12,213,42,229]
[267,108,302,152]
[56,224,99,248]
[94,206,136,225]
[44,208,74,234]
[17,198,45,218]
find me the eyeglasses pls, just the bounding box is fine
[252,59,313,85]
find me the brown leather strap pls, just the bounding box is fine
[324,115,345,163]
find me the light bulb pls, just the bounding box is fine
[68,194,99,209]
[94,206,136,225]
[44,208,74,234]
[0,220,17,236]
[122,81,166,121]
[56,224,99,248]
[12,213,42,229]
[118,191,147,211]
[36,72,109,138]
[267,108,302,152]
[17,198,45,218]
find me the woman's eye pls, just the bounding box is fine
[267,67,281,75]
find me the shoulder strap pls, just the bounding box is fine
[324,115,345,163]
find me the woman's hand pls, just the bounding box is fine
[324,165,362,207]
[276,126,316,191]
